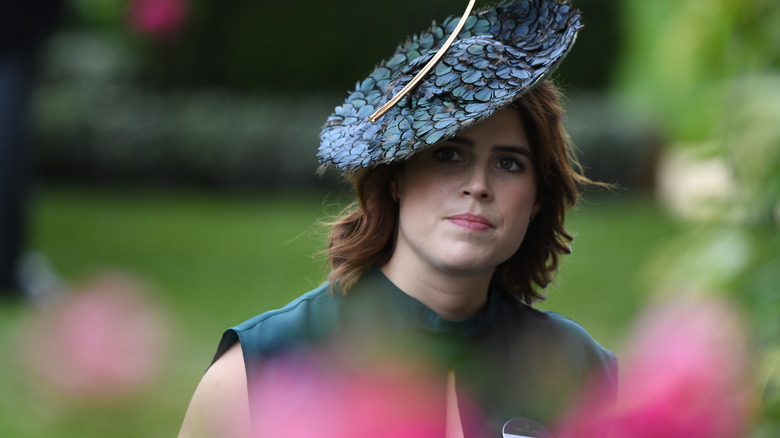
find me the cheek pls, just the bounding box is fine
[398,186,436,225]
[396,174,451,233]
[508,220,531,248]
[502,179,538,211]
[398,170,450,205]
[500,186,538,239]
[496,217,533,265]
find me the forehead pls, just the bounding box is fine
[449,107,530,148]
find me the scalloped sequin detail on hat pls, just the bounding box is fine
[318,0,582,171]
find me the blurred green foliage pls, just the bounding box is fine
[615,1,780,435]
[616,0,780,141]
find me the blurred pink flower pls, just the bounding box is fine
[127,0,188,42]
[20,273,170,402]
[248,350,470,438]
[556,297,754,438]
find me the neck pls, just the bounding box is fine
[380,259,492,321]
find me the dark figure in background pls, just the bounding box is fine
[0,0,64,296]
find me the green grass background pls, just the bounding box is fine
[0,186,682,437]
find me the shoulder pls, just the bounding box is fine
[529,308,604,348]
[506,300,604,346]
[214,283,340,364]
[502,300,617,376]
[178,343,250,438]
[537,308,618,389]
[236,283,336,333]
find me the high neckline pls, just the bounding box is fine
[351,268,497,339]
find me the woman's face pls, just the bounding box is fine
[391,107,540,278]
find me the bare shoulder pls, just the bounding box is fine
[178,343,250,438]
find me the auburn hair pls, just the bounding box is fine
[323,79,593,304]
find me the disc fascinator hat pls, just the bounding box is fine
[318,0,582,171]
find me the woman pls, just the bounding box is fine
[180,1,617,437]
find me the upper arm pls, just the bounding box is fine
[178,343,250,438]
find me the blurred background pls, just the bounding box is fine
[0,0,777,436]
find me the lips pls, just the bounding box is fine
[446,213,495,231]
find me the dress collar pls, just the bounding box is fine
[351,268,499,339]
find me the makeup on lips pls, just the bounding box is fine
[446,213,495,231]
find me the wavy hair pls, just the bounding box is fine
[323,79,594,304]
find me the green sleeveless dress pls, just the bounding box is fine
[213,268,617,436]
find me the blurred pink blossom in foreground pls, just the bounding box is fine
[127,0,189,41]
[248,350,474,438]
[20,273,170,402]
[556,297,754,438]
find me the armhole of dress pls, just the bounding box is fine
[210,328,240,367]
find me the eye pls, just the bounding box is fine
[497,157,525,172]
[432,146,463,162]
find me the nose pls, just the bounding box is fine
[461,167,493,201]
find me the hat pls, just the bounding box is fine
[318,0,582,171]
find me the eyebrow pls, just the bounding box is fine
[447,135,534,158]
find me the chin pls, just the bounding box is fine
[435,258,499,277]
[435,246,513,274]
